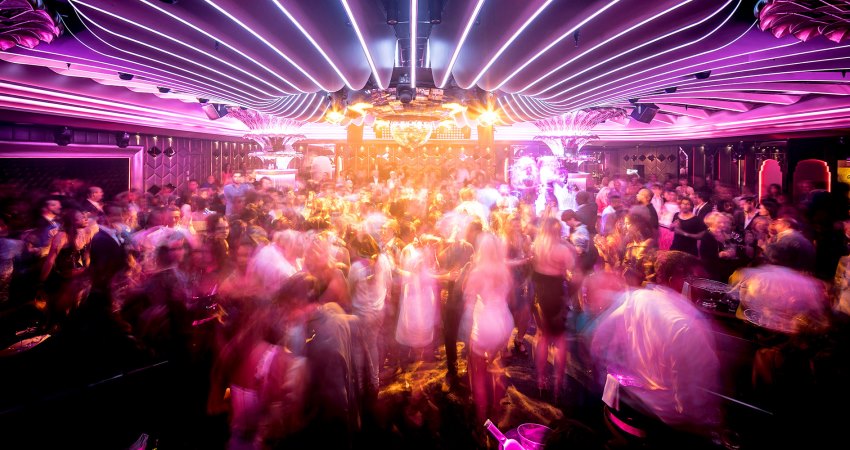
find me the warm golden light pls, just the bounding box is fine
[476,109,500,127]
[389,120,434,148]
[442,102,467,115]
[325,109,345,124]
[348,102,373,114]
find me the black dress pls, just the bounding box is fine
[670,213,705,256]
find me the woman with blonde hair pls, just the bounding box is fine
[700,212,742,282]
[531,217,576,399]
[464,232,514,422]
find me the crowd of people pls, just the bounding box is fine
[1,164,849,449]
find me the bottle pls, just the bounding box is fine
[484,419,524,450]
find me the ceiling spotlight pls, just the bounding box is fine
[664,86,677,93]
[198,98,209,104]
[386,0,399,25]
[429,0,443,24]
[157,86,171,93]
[116,131,130,148]
[573,29,580,47]
[118,72,134,81]
[397,85,415,104]
[158,0,179,4]
[694,70,711,80]
[54,127,73,146]
[163,147,176,158]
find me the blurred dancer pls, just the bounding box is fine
[464,232,514,422]
[531,217,576,399]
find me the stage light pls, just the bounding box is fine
[158,87,171,93]
[386,0,399,25]
[198,98,209,103]
[694,70,711,80]
[397,85,415,104]
[429,0,442,24]
[116,131,130,148]
[54,127,72,146]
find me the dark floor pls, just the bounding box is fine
[1,312,849,450]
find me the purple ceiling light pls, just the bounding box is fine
[0,0,60,51]
[759,0,850,43]
[227,107,305,154]
[533,108,625,156]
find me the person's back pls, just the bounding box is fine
[592,287,720,432]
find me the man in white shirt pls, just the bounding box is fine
[600,193,624,236]
[348,233,392,396]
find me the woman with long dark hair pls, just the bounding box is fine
[40,208,98,326]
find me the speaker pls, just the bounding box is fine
[630,104,659,124]
[54,127,73,146]
[202,103,229,120]
[116,131,130,148]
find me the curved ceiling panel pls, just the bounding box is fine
[1,0,850,140]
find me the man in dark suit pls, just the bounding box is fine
[89,203,130,294]
[636,188,659,230]
[733,195,758,236]
[765,217,816,273]
[80,186,106,223]
[34,196,62,252]
[575,190,598,235]
[693,189,714,224]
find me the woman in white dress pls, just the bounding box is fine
[395,236,439,360]
[464,232,514,422]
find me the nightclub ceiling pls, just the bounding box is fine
[2,0,850,142]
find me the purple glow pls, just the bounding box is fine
[469,0,554,87]
[0,0,60,51]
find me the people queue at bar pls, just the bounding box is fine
[1,165,849,449]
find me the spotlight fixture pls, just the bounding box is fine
[54,127,73,146]
[573,29,580,47]
[429,0,442,24]
[163,147,176,158]
[664,86,677,93]
[157,87,171,93]
[118,72,134,81]
[116,131,130,148]
[158,0,179,4]
[397,85,416,104]
[386,0,399,25]
[694,70,711,80]
[198,98,209,104]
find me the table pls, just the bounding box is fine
[0,334,50,357]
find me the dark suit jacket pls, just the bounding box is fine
[765,230,816,273]
[695,201,714,223]
[575,203,598,234]
[80,200,106,222]
[733,211,758,235]
[89,229,128,292]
